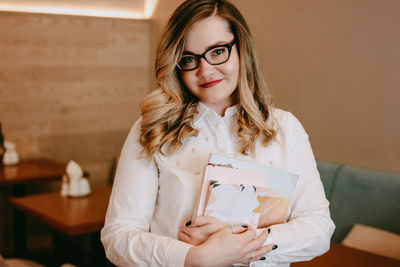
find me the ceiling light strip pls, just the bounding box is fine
[0,4,147,19]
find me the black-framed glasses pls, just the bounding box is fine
[177,39,236,71]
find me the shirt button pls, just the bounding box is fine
[220,148,225,153]
[269,160,273,166]
[192,147,196,153]
[176,160,182,167]
[204,137,209,142]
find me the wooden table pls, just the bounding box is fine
[10,185,112,266]
[10,185,111,236]
[0,159,65,188]
[292,242,400,267]
[0,158,65,198]
[0,158,65,257]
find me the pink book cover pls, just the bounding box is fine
[192,164,292,228]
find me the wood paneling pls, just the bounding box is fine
[0,11,149,179]
[0,11,149,255]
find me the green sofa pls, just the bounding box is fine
[317,161,400,242]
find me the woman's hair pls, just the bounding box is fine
[139,0,276,159]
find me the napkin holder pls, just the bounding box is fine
[60,160,91,197]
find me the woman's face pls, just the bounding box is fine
[179,15,240,116]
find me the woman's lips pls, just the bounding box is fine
[200,79,223,88]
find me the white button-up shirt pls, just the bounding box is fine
[101,103,335,267]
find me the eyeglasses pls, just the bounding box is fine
[177,39,236,71]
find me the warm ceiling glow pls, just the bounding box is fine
[0,0,159,19]
[144,0,159,18]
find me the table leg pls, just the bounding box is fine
[50,230,70,267]
[12,184,27,258]
[91,231,106,267]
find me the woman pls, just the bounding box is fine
[101,0,335,266]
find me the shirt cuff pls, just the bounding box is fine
[166,240,193,267]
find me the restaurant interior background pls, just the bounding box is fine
[0,0,399,263]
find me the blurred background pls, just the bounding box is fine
[0,0,399,265]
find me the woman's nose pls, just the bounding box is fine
[197,58,215,77]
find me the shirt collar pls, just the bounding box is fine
[193,102,238,126]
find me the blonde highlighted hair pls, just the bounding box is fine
[140,0,276,159]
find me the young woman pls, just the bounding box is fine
[101,0,335,266]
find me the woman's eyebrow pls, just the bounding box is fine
[182,40,231,55]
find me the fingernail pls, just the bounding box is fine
[268,228,271,234]
[242,225,248,228]
[185,221,191,226]
[272,245,278,250]
[260,257,266,260]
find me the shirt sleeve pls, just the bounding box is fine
[100,119,192,267]
[255,112,335,265]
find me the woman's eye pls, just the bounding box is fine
[181,56,195,64]
[212,48,226,56]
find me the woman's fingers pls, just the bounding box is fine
[178,221,202,245]
[227,224,250,234]
[251,243,276,260]
[234,229,267,262]
[228,225,257,246]
[197,221,226,235]
[186,225,274,266]
[237,243,276,264]
[236,229,277,264]
[178,230,190,242]
[180,223,192,236]
[180,216,231,245]
[178,229,203,245]
[179,219,224,245]
[246,228,269,252]
[192,215,223,226]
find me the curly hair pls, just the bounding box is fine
[139,0,276,159]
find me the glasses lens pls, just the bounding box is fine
[205,46,229,64]
[178,55,198,70]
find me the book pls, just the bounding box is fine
[205,180,268,228]
[192,154,299,228]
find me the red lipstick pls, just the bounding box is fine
[200,79,223,88]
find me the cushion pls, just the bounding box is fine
[316,161,341,200]
[329,165,400,242]
[342,224,400,260]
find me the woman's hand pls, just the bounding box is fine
[178,216,228,245]
[184,225,276,267]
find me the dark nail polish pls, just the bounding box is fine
[242,225,248,228]
[268,228,271,234]
[272,245,278,250]
[185,221,191,226]
[260,257,266,260]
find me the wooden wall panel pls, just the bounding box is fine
[0,11,149,255]
[0,11,149,177]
